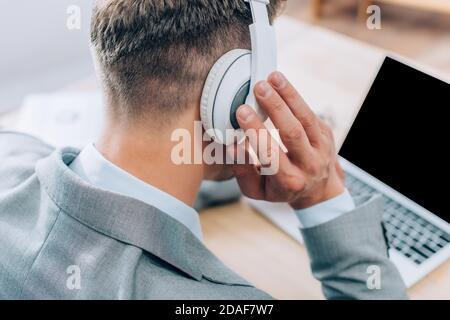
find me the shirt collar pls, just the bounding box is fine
[69,143,203,241]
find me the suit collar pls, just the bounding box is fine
[69,143,203,241]
[35,148,250,286]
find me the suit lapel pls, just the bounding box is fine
[36,148,252,287]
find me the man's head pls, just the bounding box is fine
[91,0,286,125]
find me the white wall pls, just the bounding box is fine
[0,0,95,112]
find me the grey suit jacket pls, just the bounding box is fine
[0,131,407,299]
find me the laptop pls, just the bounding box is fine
[247,56,450,288]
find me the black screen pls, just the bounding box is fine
[339,57,450,222]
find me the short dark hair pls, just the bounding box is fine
[91,0,286,122]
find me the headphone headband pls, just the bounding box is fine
[199,0,278,145]
[246,0,270,24]
[245,0,277,117]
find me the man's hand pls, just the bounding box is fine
[231,71,345,210]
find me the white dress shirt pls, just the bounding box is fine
[295,189,356,228]
[69,143,203,240]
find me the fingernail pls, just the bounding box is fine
[271,72,286,88]
[256,81,272,98]
[237,105,254,123]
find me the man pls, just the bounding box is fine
[0,0,407,299]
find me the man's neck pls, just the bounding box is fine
[95,117,204,207]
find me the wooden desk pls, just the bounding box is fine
[1,16,448,300]
[200,200,450,300]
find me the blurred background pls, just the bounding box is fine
[0,0,449,123]
[0,0,95,113]
[285,0,450,74]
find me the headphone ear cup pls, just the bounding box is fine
[200,49,251,145]
[229,81,251,130]
[200,52,234,135]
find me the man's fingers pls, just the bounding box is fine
[268,72,323,147]
[227,142,264,200]
[236,105,291,176]
[235,105,309,203]
[233,165,263,200]
[236,104,283,164]
[253,81,312,160]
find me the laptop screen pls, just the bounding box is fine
[339,57,450,223]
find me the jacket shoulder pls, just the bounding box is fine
[0,131,54,190]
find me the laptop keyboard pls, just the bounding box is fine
[345,173,450,265]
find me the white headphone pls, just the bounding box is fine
[200,0,277,145]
